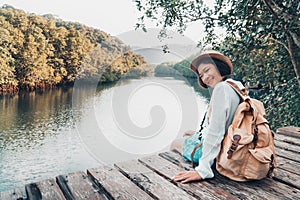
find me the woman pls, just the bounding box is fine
[171,50,245,183]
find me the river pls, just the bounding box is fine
[0,77,208,192]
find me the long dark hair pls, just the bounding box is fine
[197,57,231,77]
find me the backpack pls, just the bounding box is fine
[216,80,277,181]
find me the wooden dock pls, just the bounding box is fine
[1,126,300,200]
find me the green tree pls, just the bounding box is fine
[133,0,300,128]
[0,5,147,93]
[16,15,54,89]
[60,25,93,83]
[134,0,299,84]
[43,23,69,84]
[0,16,18,90]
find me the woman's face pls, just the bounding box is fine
[197,63,224,88]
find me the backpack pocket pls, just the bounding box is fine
[243,146,273,179]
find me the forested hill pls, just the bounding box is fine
[0,5,147,94]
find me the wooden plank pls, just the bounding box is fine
[160,151,300,200]
[115,159,197,200]
[277,126,300,138]
[275,133,300,146]
[139,154,239,200]
[273,168,300,190]
[210,175,298,200]
[159,151,271,200]
[25,178,65,200]
[274,140,300,154]
[0,187,24,200]
[275,148,300,162]
[232,177,300,200]
[56,171,106,200]
[87,165,152,200]
[159,151,193,170]
[276,156,300,175]
[164,150,300,199]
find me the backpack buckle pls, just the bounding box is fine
[227,134,241,159]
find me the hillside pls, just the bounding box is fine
[0,5,147,94]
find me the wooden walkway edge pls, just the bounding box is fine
[1,126,300,200]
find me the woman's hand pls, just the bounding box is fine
[172,170,202,183]
[183,130,195,137]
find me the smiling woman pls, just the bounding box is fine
[170,50,244,183]
[197,62,224,88]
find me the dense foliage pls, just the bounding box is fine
[0,5,147,94]
[135,0,300,128]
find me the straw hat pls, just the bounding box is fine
[190,50,233,88]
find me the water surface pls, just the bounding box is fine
[0,77,207,192]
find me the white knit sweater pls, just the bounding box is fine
[195,79,244,179]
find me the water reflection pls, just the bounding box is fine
[0,87,74,151]
[0,86,100,192]
[0,77,207,192]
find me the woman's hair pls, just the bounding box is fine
[196,57,231,77]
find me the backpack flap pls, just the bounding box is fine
[229,101,256,145]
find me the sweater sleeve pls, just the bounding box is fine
[195,83,231,179]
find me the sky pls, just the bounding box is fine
[0,0,209,43]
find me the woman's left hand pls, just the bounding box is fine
[172,170,202,183]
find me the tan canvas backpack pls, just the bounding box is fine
[216,81,277,181]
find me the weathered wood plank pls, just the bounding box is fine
[276,156,300,175]
[234,177,300,200]
[115,159,196,200]
[0,187,24,200]
[210,175,292,200]
[87,165,152,200]
[159,151,192,170]
[275,133,300,146]
[274,140,300,154]
[275,148,300,162]
[56,171,106,200]
[160,150,300,200]
[273,168,300,190]
[139,154,239,200]
[277,126,300,138]
[159,151,271,200]
[25,178,65,200]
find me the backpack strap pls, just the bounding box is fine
[225,80,249,102]
[226,80,258,128]
[191,142,203,167]
[198,111,207,133]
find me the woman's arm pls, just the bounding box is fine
[195,83,231,179]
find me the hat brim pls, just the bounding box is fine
[190,50,233,89]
